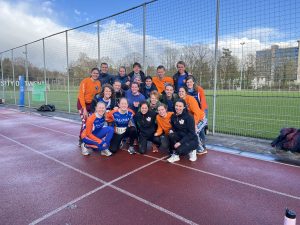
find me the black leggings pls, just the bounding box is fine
[168,132,198,156]
[152,135,169,150]
[109,126,137,153]
[138,134,161,154]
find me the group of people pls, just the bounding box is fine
[77,61,208,163]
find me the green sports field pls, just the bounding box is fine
[2,88,300,140]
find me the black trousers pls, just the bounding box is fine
[109,126,137,153]
[138,134,161,154]
[168,132,198,156]
[152,135,169,150]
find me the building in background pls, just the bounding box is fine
[255,42,300,87]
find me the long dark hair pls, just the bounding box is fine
[100,84,115,99]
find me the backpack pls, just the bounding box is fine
[271,128,300,153]
[37,104,56,112]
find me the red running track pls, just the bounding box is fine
[0,108,299,225]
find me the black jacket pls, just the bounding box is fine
[159,92,179,112]
[91,94,116,113]
[128,71,146,83]
[170,110,198,145]
[140,83,158,99]
[134,110,157,137]
[99,73,114,85]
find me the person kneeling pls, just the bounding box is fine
[106,98,138,155]
[134,101,158,154]
[81,102,114,156]
[167,99,198,163]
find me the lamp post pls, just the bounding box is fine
[240,42,245,89]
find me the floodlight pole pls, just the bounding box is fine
[240,42,245,89]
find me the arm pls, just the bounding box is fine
[154,115,163,136]
[78,80,86,109]
[198,86,208,111]
[179,115,196,145]
[85,116,102,144]
[188,96,205,124]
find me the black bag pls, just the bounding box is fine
[37,104,56,112]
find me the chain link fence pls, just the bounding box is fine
[1,0,300,139]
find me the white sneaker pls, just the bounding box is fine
[101,149,112,157]
[189,150,197,162]
[167,154,180,163]
[81,143,90,156]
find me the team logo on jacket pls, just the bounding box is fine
[179,119,184,124]
[146,117,151,122]
[95,86,99,90]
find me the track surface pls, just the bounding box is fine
[0,108,299,225]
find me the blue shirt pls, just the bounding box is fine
[125,90,146,113]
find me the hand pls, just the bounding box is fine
[174,142,181,149]
[113,106,119,110]
[154,133,158,136]
[126,81,130,86]
[169,130,174,134]
[83,108,88,120]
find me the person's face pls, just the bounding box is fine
[131,84,139,94]
[177,63,185,74]
[178,88,187,99]
[186,79,194,89]
[103,87,112,99]
[96,103,106,116]
[150,95,158,104]
[119,68,126,76]
[157,106,167,117]
[101,64,108,73]
[165,86,174,97]
[157,68,165,78]
[119,99,128,111]
[113,82,121,92]
[134,77,141,84]
[140,104,148,115]
[175,102,184,115]
[133,65,141,73]
[91,69,99,80]
[145,79,152,87]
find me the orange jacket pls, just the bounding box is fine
[184,95,205,124]
[197,86,208,111]
[155,112,173,136]
[78,77,101,109]
[81,113,103,144]
[152,76,174,94]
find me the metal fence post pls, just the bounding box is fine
[42,38,48,105]
[143,3,146,75]
[1,54,4,100]
[212,0,220,135]
[97,21,101,68]
[66,31,71,113]
[24,44,31,108]
[11,49,16,105]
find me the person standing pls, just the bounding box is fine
[128,62,146,83]
[173,61,190,93]
[114,66,131,91]
[99,62,114,85]
[77,68,101,146]
[159,84,178,112]
[152,65,174,94]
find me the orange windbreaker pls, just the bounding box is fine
[78,77,101,109]
[197,86,208,111]
[155,112,173,136]
[81,113,102,144]
[184,95,205,124]
[152,76,174,94]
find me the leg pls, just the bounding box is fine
[127,126,138,146]
[94,126,114,148]
[138,135,148,154]
[109,133,124,153]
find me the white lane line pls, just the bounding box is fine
[0,133,197,225]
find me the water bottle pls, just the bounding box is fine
[284,208,296,225]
